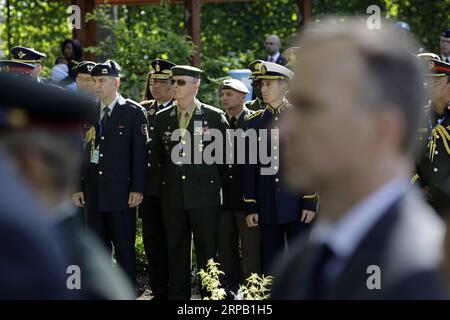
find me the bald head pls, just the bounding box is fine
[265,35,281,56]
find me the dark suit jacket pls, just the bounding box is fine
[141,99,174,196]
[222,107,254,211]
[271,188,446,299]
[150,99,230,211]
[264,53,288,66]
[81,94,149,212]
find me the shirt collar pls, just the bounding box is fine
[176,99,197,117]
[101,92,119,114]
[311,176,411,260]
[226,107,245,121]
[157,99,173,109]
[267,100,288,114]
[268,52,280,62]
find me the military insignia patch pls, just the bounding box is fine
[149,109,156,116]
[260,65,267,75]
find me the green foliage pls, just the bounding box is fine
[86,4,194,101]
[2,0,450,103]
[198,259,273,300]
[198,259,227,300]
[0,0,71,77]
[135,217,147,273]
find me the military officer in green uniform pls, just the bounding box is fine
[150,65,230,299]
[245,60,266,111]
[415,58,450,214]
[139,58,176,299]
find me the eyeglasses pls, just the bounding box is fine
[149,79,170,86]
[170,79,196,86]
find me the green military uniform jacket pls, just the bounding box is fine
[150,98,230,211]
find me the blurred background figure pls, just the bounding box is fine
[263,35,287,66]
[440,28,450,63]
[393,21,411,32]
[272,18,446,299]
[10,46,46,82]
[0,73,134,299]
[51,39,83,89]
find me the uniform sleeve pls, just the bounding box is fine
[243,119,258,215]
[149,112,165,172]
[301,192,319,213]
[218,112,230,178]
[131,108,149,193]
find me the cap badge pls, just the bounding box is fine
[18,51,26,59]
[102,68,108,74]
[428,60,435,70]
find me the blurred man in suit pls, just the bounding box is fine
[0,72,133,299]
[272,19,446,299]
[264,35,287,66]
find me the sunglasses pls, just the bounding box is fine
[170,79,196,86]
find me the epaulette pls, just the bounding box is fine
[139,99,155,107]
[126,98,143,108]
[245,109,264,121]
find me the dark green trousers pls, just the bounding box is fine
[163,206,220,300]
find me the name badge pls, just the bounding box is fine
[90,148,100,164]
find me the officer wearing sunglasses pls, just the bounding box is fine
[149,65,230,299]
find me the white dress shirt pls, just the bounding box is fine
[100,92,119,120]
[310,176,411,283]
[267,52,280,63]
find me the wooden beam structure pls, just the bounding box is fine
[71,0,312,64]
[71,0,96,61]
[298,0,311,29]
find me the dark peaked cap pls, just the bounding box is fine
[90,60,121,77]
[0,73,98,129]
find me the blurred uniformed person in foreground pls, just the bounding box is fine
[245,60,266,111]
[415,58,450,215]
[0,60,34,76]
[0,72,133,299]
[139,58,176,300]
[272,18,445,299]
[218,78,261,293]
[150,65,229,299]
[10,46,46,81]
[72,60,148,289]
[243,61,318,275]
